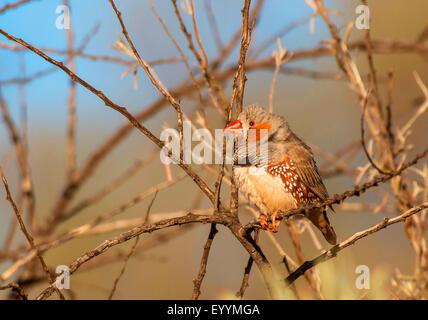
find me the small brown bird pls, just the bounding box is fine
[225,104,337,245]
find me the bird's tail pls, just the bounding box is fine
[306,208,337,245]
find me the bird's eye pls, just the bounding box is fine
[249,121,255,126]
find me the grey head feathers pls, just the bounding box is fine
[237,104,291,142]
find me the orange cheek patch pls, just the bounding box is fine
[248,123,271,141]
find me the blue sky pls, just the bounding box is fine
[0,0,348,123]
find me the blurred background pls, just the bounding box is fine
[0,0,427,299]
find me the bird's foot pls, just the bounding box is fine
[271,211,282,229]
[260,214,275,231]
[260,212,282,232]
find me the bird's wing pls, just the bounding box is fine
[287,145,329,201]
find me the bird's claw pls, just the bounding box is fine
[260,212,282,232]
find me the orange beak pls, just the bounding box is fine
[224,119,243,136]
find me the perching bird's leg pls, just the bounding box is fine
[259,214,270,230]
[260,212,281,232]
[271,210,282,230]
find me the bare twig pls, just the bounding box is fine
[285,202,428,286]
[204,0,223,51]
[0,0,37,14]
[0,166,64,300]
[287,220,323,299]
[229,0,254,220]
[192,223,218,299]
[60,150,157,221]
[236,230,259,299]
[0,91,36,233]
[107,235,140,300]
[0,282,28,300]
[107,190,158,300]
[63,0,77,181]
[360,87,390,175]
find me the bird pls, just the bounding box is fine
[224,104,337,245]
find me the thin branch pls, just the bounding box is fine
[192,223,218,299]
[204,0,223,51]
[229,0,254,220]
[286,220,323,299]
[0,41,180,67]
[108,0,180,109]
[236,230,259,299]
[190,0,209,69]
[285,202,428,286]
[0,282,28,300]
[108,0,186,165]
[252,14,311,59]
[228,223,284,299]
[107,235,140,300]
[171,0,225,114]
[0,91,36,232]
[107,190,158,300]
[0,0,37,14]
[360,87,390,175]
[63,0,77,181]
[148,0,210,128]
[236,254,254,299]
[228,0,253,116]
[362,0,382,111]
[60,150,157,222]
[0,166,64,300]
[281,256,300,299]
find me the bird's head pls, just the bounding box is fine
[224,104,290,142]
